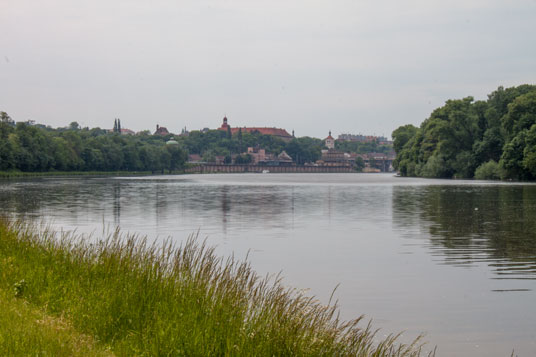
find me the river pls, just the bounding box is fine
[1,173,535,356]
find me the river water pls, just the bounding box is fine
[1,173,535,356]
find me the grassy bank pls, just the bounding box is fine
[0,288,112,356]
[0,220,430,356]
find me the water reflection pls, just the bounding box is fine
[3,175,536,355]
[2,177,536,281]
[392,185,536,279]
[113,181,121,226]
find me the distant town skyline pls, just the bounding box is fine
[1,0,535,138]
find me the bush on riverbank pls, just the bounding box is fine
[0,220,429,356]
[474,160,503,180]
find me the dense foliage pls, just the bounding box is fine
[392,84,536,180]
[0,115,187,173]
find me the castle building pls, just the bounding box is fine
[154,124,170,135]
[218,116,293,142]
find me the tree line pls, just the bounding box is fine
[0,115,186,173]
[0,111,394,174]
[392,84,536,180]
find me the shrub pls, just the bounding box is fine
[474,160,502,180]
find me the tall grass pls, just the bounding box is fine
[0,288,113,356]
[0,219,431,356]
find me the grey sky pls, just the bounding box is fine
[1,0,535,138]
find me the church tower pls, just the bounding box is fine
[220,116,229,130]
[324,131,335,149]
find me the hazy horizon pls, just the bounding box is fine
[1,0,535,138]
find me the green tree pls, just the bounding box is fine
[392,124,417,154]
[354,156,365,172]
[166,145,187,171]
[1,111,14,124]
[69,122,81,131]
[474,160,502,180]
[234,154,252,164]
[499,90,536,180]
[284,137,322,165]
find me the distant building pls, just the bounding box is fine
[338,133,392,145]
[277,151,293,164]
[220,116,230,131]
[244,147,295,166]
[120,128,135,135]
[218,116,293,142]
[364,152,396,172]
[179,127,189,137]
[188,154,203,163]
[247,147,267,164]
[108,128,136,135]
[154,124,170,135]
[324,131,335,149]
[320,149,346,164]
[378,139,393,145]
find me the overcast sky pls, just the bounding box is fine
[1,0,535,138]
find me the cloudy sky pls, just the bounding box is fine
[1,0,535,138]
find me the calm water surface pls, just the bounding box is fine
[1,173,536,356]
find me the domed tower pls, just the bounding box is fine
[220,116,229,130]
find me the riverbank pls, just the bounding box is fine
[0,220,428,356]
[0,170,154,179]
[0,168,366,178]
[0,170,198,179]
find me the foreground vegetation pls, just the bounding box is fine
[392,84,536,180]
[0,220,429,356]
[0,288,112,356]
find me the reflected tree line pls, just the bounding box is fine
[0,179,114,221]
[393,185,536,278]
[0,178,377,237]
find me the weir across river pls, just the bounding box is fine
[185,164,354,173]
